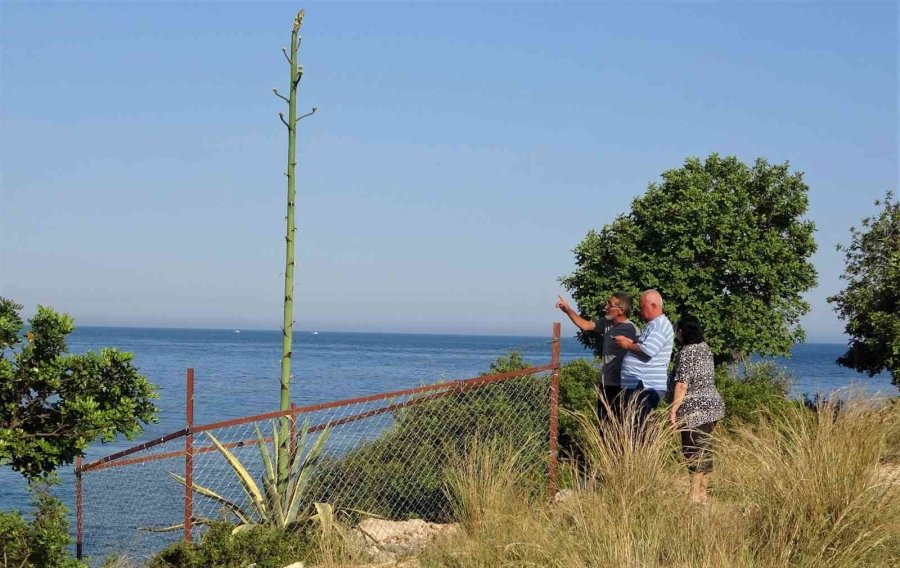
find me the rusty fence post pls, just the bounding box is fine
[184,368,195,543]
[549,322,561,498]
[75,456,83,560]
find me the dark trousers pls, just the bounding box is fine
[681,421,716,473]
[622,383,665,426]
[597,385,623,422]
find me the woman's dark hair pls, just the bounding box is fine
[676,315,704,345]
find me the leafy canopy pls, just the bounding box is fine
[0,298,158,479]
[827,191,900,387]
[561,154,818,364]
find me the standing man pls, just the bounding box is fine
[613,289,674,423]
[556,292,638,418]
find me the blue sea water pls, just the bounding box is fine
[0,326,894,557]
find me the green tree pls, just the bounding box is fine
[0,297,158,479]
[561,154,818,365]
[827,191,899,387]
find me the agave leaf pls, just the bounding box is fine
[341,507,386,520]
[262,471,287,527]
[312,502,334,536]
[291,418,311,479]
[255,423,275,485]
[299,424,331,473]
[285,426,330,523]
[312,502,350,541]
[168,472,253,524]
[231,523,259,535]
[271,418,282,472]
[140,516,221,533]
[205,432,267,518]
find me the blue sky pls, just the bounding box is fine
[1,1,896,341]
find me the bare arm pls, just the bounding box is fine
[668,350,691,425]
[613,334,646,355]
[670,382,688,412]
[668,382,688,426]
[556,295,596,332]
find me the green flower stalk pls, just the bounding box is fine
[275,9,317,491]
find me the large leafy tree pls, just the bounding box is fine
[0,298,158,479]
[827,192,899,387]
[561,154,818,365]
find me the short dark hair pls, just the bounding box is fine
[613,292,633,317]
[676,315,704,345]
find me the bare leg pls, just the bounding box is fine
[691,472,710,503]
[690,473,703,502]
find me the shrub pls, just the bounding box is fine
[307,352,549,522]
[716,361,793,426]
[0,482,84,568]
[147,522,316,568]
[557,358,601,452]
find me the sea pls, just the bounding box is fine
[0,326,895,559]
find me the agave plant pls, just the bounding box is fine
[167,418,331,533]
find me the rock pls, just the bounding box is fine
[281,563,304,568]
[351,518,459,562]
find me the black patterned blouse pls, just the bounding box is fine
[672,342,725,429]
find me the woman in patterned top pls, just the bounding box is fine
[668,315,725,503]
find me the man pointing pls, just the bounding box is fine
[556,292,638,418]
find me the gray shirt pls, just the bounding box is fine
[592,317,639,387]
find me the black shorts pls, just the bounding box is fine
[680,421,716,474]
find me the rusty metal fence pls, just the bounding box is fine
[74,324,561,561]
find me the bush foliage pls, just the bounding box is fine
[828,191,900,387]
[0,297,158,479]
[307,352,549,522]
[715,361,794,427]
[0,482,84,568]
[147,522,316,568]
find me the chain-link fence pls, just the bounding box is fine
[75,325,561,563]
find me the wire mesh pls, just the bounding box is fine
[80,435,186,562]
[78,367,554,561]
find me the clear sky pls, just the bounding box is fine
[1,1,896,341]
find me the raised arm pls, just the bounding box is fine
[556,295,596,332]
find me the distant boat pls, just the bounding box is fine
[312,331,319,335]
[234,330,241,334]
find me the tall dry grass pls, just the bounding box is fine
[419,396,900,568]
[716,397,900,567]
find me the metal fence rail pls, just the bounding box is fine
[75,323,561,562]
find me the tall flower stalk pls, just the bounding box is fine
[275,9,316,490]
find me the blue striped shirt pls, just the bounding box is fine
[620,314,674,391]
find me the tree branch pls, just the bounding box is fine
[279,112,291,129]
[282,47,291,64]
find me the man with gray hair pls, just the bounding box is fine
[556,292,638,418]
[613,289,674,423]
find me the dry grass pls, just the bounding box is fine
[416,396,900,568]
